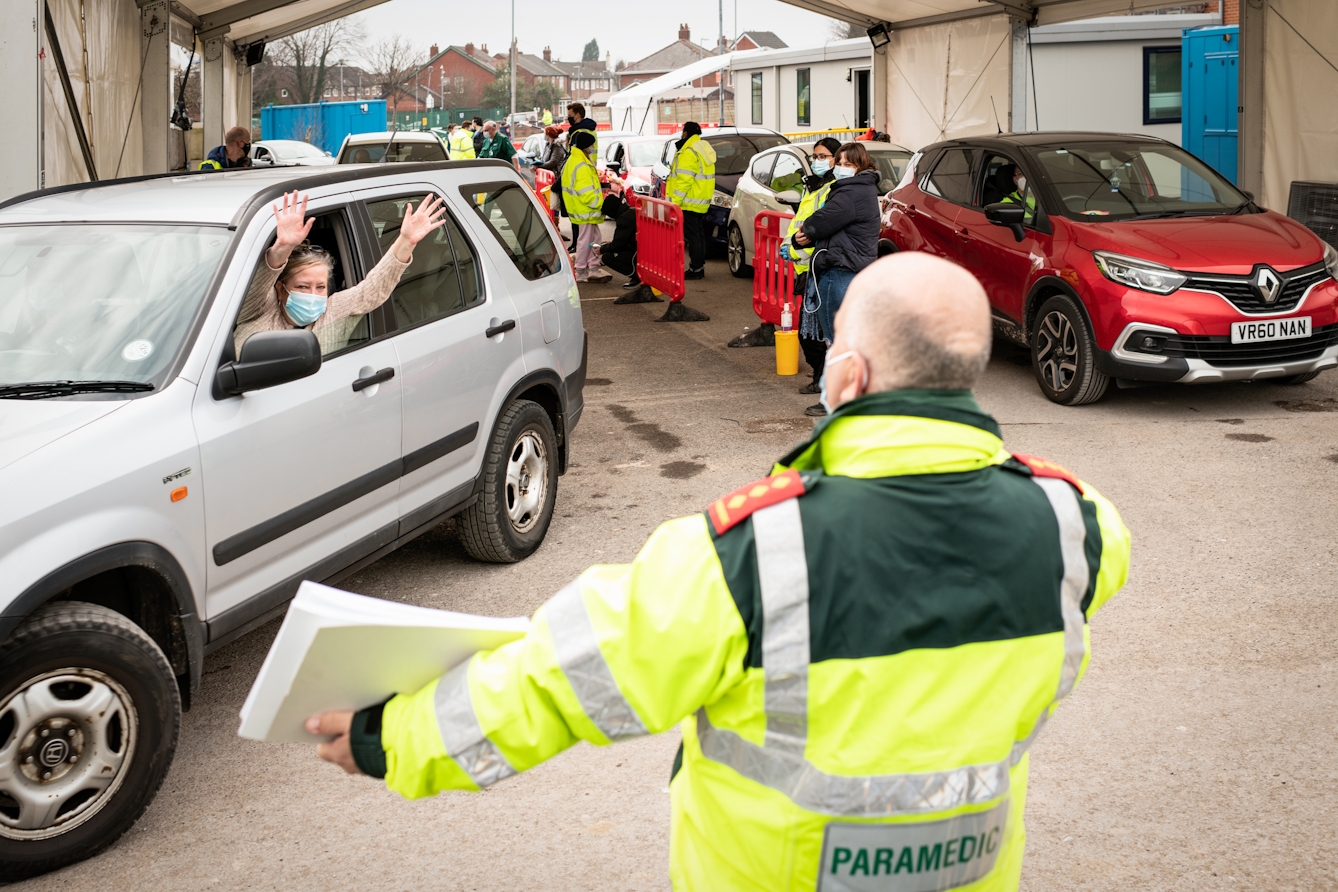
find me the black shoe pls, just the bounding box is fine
[804,403,827,417]
[684,268,705,280]
[622,276,642,289]
[798,381,820,395]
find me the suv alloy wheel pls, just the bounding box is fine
[0,602,179,880]
[1031,294,1110,405]
[458,400,560,562]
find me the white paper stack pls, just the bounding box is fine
[239,581,529,742]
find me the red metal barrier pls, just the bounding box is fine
[533,168,558,224]
[752,211,796,326]
[635,197,685,302]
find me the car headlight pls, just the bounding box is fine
[711,190,733,208]
[1324,242,1338,280]
[1092,251,1187,295]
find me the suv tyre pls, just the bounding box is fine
[0,602,180,881]
[459,399,559,562]
[727,224,752,278]
[1277,371,1321,385]
[1031,294,1110,406]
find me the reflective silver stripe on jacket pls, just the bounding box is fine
[695,476,1091,817]
[546,583,649,741]
[434,660,517,789]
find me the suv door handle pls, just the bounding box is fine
[955,228,972,241]
[486,320,517,338]
[352,367,395,392]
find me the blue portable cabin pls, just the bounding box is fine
[1182,25,1239,184]
[259,100,388,156]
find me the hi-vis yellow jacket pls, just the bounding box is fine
[561,147,604,225]
[366,389,1131,892]
[667,134,717,214]
[786,180,833,274]
[447,129,476,159]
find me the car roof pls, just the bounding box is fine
[344,131,441,144]
[699,127,786,139]
[921,131,1171,153]
[0,160,515,226]
[763,141,912,155]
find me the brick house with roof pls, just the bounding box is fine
[392,43,498,114]
[617,24,720,90]
[548,49,615,101]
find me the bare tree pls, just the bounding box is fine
[829,20,863,40]
[363,35,422,116]
[268,19,363,104]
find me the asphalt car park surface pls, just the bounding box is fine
[15,254,1338,891]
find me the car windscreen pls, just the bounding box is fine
[870,150,914,193]
[1030,143,1246,221]
[340,140,447,164]
[629,142,665,167]
[746,135,789,153]
[275,141,325,159]
[0,224,228,388]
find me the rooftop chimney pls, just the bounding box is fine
[543,46,551,62]
[481,43,488,54]
[430,44,439,58]
[678,23,690,42]
[605,50,611,71]
[465,42,475,56]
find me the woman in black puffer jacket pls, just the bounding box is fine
[794,142,882,360]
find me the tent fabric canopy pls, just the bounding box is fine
[782,0,1209,29]
[606,51,740,136]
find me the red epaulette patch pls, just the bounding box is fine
[708,469,806,535]
[1012,453,1085,494]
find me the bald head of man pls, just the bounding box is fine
[821,252,992,409]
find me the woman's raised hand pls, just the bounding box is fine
[273,190,314,248]
[400,195,449,245]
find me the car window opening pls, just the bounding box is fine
[461,182,561,282]
[366,194,482,330]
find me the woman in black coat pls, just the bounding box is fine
[794,142,882,352]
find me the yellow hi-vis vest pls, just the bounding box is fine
[373,390,1131,892]
[447,130,476,159]
[561,147,603,225]
[667,134,716,214]
[785,180,833,274]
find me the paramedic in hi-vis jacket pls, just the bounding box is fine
[308,251,1131,892]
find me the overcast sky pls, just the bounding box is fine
[347,0,851,69]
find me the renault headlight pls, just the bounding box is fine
[1092,251,1187,295]
[711,190,733,208]
[1323,242,1338,280]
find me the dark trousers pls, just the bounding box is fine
[801,336,827,384]
[682,210,706,272]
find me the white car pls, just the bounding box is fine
[725,140,914,277]
[0,160,585,878]
[336,130,448,164]
[250,140,335,167]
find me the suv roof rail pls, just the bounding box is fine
[0,159,515,216]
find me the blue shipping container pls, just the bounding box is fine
[260,100,387,156]
[1182,25,1239,184]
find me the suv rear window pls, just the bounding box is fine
[710,136,761,175]
[460,182,561,280]
[923,149,975,205]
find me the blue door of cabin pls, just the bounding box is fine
[1183,26,1239,183]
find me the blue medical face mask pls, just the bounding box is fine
[810,158,831,176]
[284,290,327,326]
[818,350,864,413]
[832,165,856,180]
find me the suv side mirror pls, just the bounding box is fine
[775,189,802,208]
[985,203,1027,242]
[608,160,623,175]
[216,329,321,396]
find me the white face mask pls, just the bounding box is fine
[818,350,867,412]
[1015,176,1027,193]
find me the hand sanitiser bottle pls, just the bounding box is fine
[781,302,793,332]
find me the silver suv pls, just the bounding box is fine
[0,160,585,878]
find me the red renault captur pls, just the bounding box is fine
[881,133,1338,404]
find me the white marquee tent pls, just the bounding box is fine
[606,51,742,138]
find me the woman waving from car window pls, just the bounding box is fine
[233,190,447,355]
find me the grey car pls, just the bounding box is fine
[0,159,584,878]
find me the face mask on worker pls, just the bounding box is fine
[811,159,831,176]
[567,116,575,125]
[818,350,866,412]
[832,165,856,180]
[1015,176,1027,193]
[284,291,327,326]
